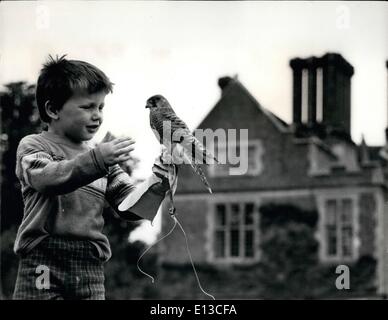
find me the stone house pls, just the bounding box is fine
[157,53,388,299]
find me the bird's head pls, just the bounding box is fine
[146,94,169,110]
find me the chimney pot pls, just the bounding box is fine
[218,76,233,91]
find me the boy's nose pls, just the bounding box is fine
[92,110,103,121]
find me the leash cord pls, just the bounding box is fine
[136,217,177,283]
[136,164,215,300]
[173,215,216,300]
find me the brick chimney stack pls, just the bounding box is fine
[290,53,354,137]
[377,61,388,161]
[385,61,388,143]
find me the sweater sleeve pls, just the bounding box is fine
[105,164,171,222]
[16,135,109,195]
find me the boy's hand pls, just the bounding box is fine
[99,137,135,167]
[151,146,178,195]
[152,156,175,182]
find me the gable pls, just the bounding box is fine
[174,79,311,194]
[196,80,287,140]
[173,77,379,195]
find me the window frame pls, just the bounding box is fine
[208,139,264,177]
[317,193,359,263]
[209,199,260,264]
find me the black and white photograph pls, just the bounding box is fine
[0,0,388,307]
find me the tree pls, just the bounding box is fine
[0,82,42,299]
[258,204,319,298]
[0,82,42,231]
[258,203,377,298]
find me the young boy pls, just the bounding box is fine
[12,55,175,300]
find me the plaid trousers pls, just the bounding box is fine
[13,236,105,300]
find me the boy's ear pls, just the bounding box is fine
[44,100,59,120]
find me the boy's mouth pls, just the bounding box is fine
[86,125,99,133]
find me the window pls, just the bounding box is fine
[209,140,263,177]
[213,202,258,262]
[323,198,355,261]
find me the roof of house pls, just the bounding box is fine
[196,76,290,134]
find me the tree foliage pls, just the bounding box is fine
[0,82,42,298]
[258,203,376,299]
[0,82,42,231]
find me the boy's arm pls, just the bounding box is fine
[16,136,108,195]
[105,162,175,222]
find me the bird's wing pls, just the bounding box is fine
[162,111,217,164]
[173,143,213,194]
[162,110,190,133]
[179,131,218,165]
[150,118,163,144]
[150,107,214,193]
[150,111,168,144]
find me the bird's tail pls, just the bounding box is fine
[198,147,219,165]
[192,163,213,194]
[179,144,213,193]
[182,136,219,165]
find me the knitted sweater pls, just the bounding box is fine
[14,131,168,261]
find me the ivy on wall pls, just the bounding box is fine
[156,203,377,299]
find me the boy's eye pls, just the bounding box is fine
[80,104,104,111]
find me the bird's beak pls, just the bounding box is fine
[145,102,151,109]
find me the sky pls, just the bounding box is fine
[1,1,387,243]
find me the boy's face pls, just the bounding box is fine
[54,90,106,143]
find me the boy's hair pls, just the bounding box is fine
[36,55,114,123]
